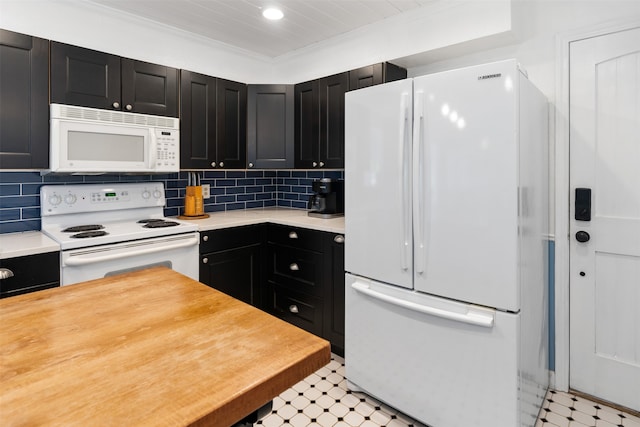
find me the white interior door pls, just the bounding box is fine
[569,26,640,411]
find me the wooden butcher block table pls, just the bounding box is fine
[0,267,330,426]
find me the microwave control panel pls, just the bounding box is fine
[155,129,179,172]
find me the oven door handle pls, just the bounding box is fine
[64,237,198,266]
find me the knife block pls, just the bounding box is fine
[179,186,209,219]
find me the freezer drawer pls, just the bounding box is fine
[345,273,522,427]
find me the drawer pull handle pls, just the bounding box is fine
[289,263,299,271]
[202,258,209,264]
[288,231,298,239]
[289,305,299,313]
[334,235,345,244]
[0,268,14,280]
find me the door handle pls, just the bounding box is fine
[575,231,590,243]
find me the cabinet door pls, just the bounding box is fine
[216,78,247,169]
[50,42,121,110]
[247,84,294,169]
[200,244,262,306]
[0,30,49,169]
[294,80,319,168]
[348,63,383,90]
[0,252,60,298]
[180,70,217,169]
[323,233,345,356]
[319,72,348,168]
[121,59,178,117]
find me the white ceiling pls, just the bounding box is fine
[86,0,436,58]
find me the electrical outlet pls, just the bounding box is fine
[202,184,211,199]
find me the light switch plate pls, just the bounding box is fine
[202,184,211,199]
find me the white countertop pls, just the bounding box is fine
[0,231,60,260]
[0,209,344,260]
[183,208,345,234]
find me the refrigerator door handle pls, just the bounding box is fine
[413,91,426,275]
[351,281,495,328]
[400,92,411,271]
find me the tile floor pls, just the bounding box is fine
[255,354,640,427]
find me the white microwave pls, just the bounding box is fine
[45,103,180,175]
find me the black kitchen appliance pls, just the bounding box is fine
[308,178,344,218]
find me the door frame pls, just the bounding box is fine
[553,17,640,392]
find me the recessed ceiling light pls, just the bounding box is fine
[263,7,284,20]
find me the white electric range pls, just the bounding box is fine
[40,182,199,286]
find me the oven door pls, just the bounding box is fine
[61,233,199,286]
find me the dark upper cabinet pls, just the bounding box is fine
[121,59,178,117]
[216,78,247,169]
[50,42,178,117]
[247,84,294,169]
[295,73,349,170]
[0,30,49,169]
[348,62,407,91]
[180,73,247,169]
[319,72,348,169]
[180,70,216,169]
[294,80,319,169]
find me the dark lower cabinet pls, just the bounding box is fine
[323,233,345,355]
[264,224,345,355]
[199,225,264,307]
[0,29,49,169]
[0,252,60,298]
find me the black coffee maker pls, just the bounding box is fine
[308,178,344,218]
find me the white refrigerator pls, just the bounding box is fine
[344,59,549,427]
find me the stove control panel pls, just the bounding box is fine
[41,183,166,215]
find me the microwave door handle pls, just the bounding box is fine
[149,129,158,169]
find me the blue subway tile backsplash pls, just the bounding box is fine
[0,170,343,234]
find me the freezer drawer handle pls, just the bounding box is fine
[351,282,494,328]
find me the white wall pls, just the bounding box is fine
[407,0,640,236]
[0,0,514,84]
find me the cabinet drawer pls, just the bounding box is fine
[264,283,323,337]
[267,224,323,250]
[267,243,323,296]
[0,252,60,298]
[200,224,264,253]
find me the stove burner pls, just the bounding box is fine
[63,225,104,233]
[143,221,180,228]
[70,231,109,238]
[136,219,166,224]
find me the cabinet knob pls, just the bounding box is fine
[248,162,254,168]
[319,161,325,167]
[289,305,299,313]
[288,231,298,239]
[202,235,209,242]
[112,102,120,109]
[219,162,224,168]
[202,257,209,264]
[0,268,15,280]
[289,263,299,271]
[312,162,318,167]
[334,235,345,244]
[125,104,133,111]
[211,162,216,167]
